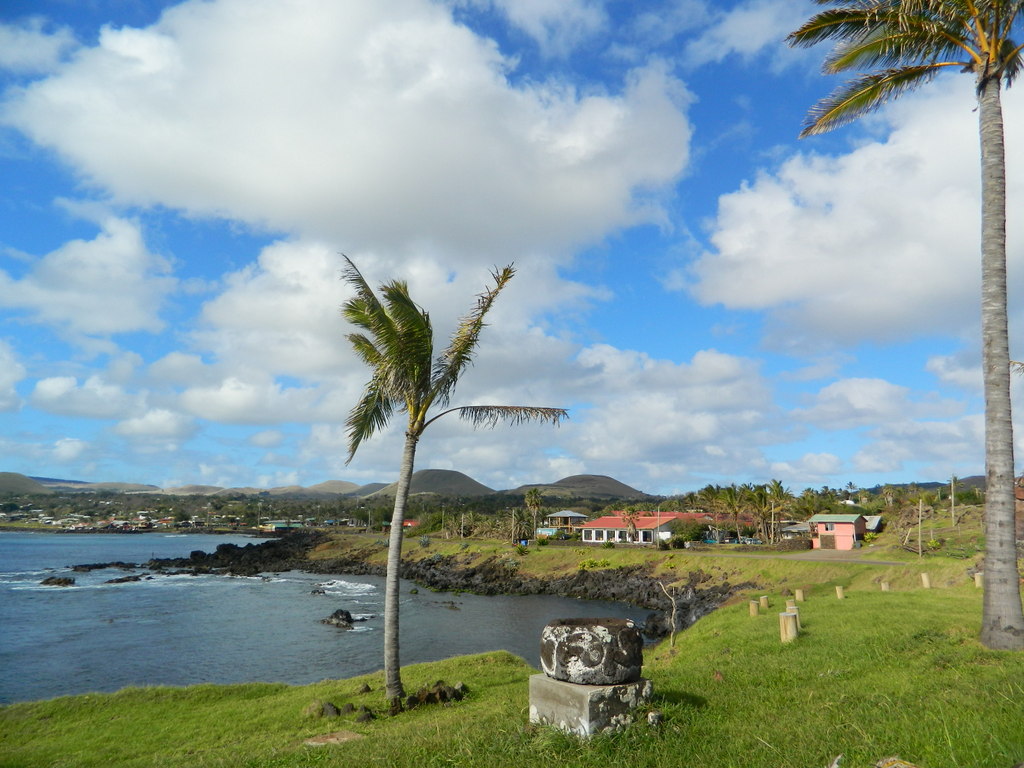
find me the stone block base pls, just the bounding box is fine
[528,674,652,737]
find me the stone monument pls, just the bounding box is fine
[528,617,652,737]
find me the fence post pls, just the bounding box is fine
[759,595,770,611]
[779,612,799,643]
[921,573,931,589]
[880,581,890,592]
[974,572,983,589]
[835,585,845,600]
[795,588,805,602]
[749,600,759,617]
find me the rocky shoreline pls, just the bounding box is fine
[86,532,747,638]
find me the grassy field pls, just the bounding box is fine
[3,573,1022,768]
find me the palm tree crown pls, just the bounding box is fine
[341,257,568,702]
[789,0,1024,136]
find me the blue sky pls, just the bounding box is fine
[1,0,1021,495]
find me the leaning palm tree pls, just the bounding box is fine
[342,258,568,704]
[789,0,1024,650]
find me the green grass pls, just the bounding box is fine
[4,582,1022,768]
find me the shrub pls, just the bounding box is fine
[577,558,611,571]
[601,540,616,549]
[418,535,431,548]
[514,543,529,556]
[536,536,549,546]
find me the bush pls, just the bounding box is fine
[577,558,611,571]
[514,543,529,556]
[601,540,616,549]
[418,535,431,548]
[536,536,549,546]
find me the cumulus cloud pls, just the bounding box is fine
[52,437,88,462]
[0,216,175,339]
[114,409,196,440]
[686,79,1021,353]
[684,0,814,70]
[0,340,25,411]
[475,0,608,57]
[179,376,322,424]
[31,375,142,419]
[0,18,76,74]
[3,0,691,262]
[792,378,962,431]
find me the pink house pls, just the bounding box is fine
[808,514,866,550]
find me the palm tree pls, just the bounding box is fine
[342,258,568,702]
[767,479,793,544]
[789,0,1024,650]
[525,487,544,537]
[718,485,743,542]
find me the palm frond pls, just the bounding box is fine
[430,265,516,408]
[788,6,897,49]
[426,405,568,431]
[826,26,971,71]
[801,65,940,135]
[1012,360,1024,376]
[345,381,395,463]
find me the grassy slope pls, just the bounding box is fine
[4,517,1019,768]
[3,581,1022,768]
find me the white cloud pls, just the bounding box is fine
[0,18,76,74]
[792,377,960,431]
[30,375,142,419]
[684,0,814,70]
[179,376,321,424]
[0,340,25,411]
[52,437,88,462]
[0,216,175,339]
[3,0,692,262]
[687,78,1022,353]
[115,409,196,440]
[480,0,607,57]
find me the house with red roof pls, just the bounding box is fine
[579,511,703,546]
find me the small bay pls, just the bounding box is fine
[0,532,645,704]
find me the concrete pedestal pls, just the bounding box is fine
[528,674,652,737]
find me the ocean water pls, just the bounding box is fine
[0,532,645,703]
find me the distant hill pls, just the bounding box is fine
[163,485,225,495]
[30,476,158,493]
[514,474,649,500]
[351,482,389,497]
[307,480,361,495]
[0,473,54,495]
[370,469,495,498]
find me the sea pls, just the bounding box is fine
[0,531,645,704]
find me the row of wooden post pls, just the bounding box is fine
[754,572,984,644]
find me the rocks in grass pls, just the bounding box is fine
[302,700,341,718]
[403,680,467,711]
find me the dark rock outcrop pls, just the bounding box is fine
[320,608,369,629]
[40,576,75,587]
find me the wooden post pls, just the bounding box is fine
[921,573,931,589]
[785,600,801,630]
[974,572,984,588]
[779,612,799,643]
[880,581,890,592]
[795,588,805,602]
[749,600,759,617]
[759,595,770,610]
[835,585,845,600]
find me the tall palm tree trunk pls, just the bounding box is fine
[384,430,418,701]
[977,72,1024,650]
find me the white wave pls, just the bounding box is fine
[315,579,377,596]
